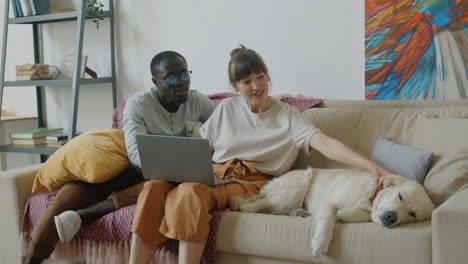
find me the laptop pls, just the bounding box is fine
[136,134,233,185]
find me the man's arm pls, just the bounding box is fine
[197,92,216,122]
[123,100,147,168]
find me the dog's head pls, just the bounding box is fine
[370,174,434,228]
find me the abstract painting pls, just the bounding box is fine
[365,0,467,100]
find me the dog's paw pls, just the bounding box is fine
[292,208,312,217]
[355,198,371,211]
[229,196,244,211]
[336,207,371,223]
[238,202,257,213]
[311,234,330,257]
[335,208,346,220]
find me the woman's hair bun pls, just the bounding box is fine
[230,44,247,58]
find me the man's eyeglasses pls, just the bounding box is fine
[158,71,192,85]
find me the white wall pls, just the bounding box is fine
[1,0,364,133]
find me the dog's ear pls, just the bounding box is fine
[379,174,404,188]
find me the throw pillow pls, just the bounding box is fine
[411,118,468,207]
[32,129,130,193]
[371,137,433,183]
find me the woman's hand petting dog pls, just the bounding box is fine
[370,164,394,180]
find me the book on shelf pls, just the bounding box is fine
[16,0,24,17]
[45,139,67,145]
[45,136,68,145]
[16,68,49,76]
[16,73,53,81]
[32,0,50,15]
[11,127,64,139]
[19,0,32,16]
[28,0,36,15]
[45,143,65,148]
[48,8,75,14]
[16,64,49,71]
[11,137,46,146]
[11,0,19,18]
[46,133,68,141]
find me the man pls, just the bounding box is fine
[25,51,215,264]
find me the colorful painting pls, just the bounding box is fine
[365,0,468,100]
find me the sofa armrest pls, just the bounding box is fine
[0,164,41,263]
[432,187,468,264]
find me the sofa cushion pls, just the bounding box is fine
[371,137,433,183]
[216,212,432,263]
[32,129,130,193]
[411,118,468,207]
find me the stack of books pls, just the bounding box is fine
[11,0,51,18]
[16,64,52,81]
[45,134,68,147]
[10,127,64,146]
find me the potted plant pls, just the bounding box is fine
[86,0,105,29]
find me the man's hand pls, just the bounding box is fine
[46,195,56,208]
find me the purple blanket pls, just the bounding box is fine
[22,192,228,263]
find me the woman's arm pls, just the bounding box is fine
[309,131,393,178]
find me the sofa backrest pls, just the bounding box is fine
[316,99,468,109]
[294,101,468,207]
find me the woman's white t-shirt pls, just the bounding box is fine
[199,97,319,176]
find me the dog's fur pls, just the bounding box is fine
[230,168,435,257]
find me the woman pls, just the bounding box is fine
[129,45,392,264]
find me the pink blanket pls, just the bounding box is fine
[112,92,323,129]
[208,92,324,112]
[21,192,228,263]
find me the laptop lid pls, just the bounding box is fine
[136,134,216,185]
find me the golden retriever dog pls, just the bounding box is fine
[231,168,435,257]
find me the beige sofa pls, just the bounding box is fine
[1,99,468,264]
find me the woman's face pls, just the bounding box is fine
[234,72,270,112]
